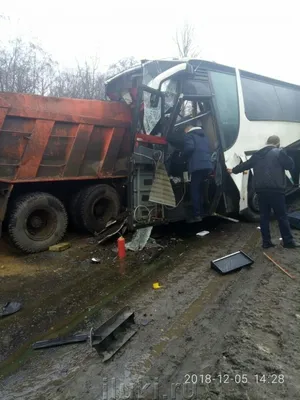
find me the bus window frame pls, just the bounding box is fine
[240,69,300,123]
[208,70,240,152]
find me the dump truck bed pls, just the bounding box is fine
[0,93,132,183]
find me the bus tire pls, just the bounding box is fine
[78,184,120,234]
[242,188,261,222]
[8,192,68,253]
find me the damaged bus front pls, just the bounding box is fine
[106,59,227,228]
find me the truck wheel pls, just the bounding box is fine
[8,192,68,253]
[78,184,120,234]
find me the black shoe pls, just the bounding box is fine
[262,242,276,249]
[283,241,300,248]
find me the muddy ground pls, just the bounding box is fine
[0,216,300,400]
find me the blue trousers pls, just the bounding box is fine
[257,192,294,245]
[190,169,211,217]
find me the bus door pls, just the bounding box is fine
[128,61,226,228]
[163,93,225,221]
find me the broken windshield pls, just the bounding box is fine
[142,61,179,134]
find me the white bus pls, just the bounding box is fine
[105,59,300,226]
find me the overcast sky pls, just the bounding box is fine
[1,0,299,83]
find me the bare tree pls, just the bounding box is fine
[0,36,137,101]
[50,58,105,100]
[0,38,57,95]
[174,21,200,58]
[106,56,138,79]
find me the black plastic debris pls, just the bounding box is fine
[0,302,22,318]
[32,333,90,349]
[287,211,300,230]
[91,307,137,362]
[211,251,254,275]
[33,306,137,362]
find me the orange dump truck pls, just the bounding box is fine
[0,59,230,253]
[0,92,132,252]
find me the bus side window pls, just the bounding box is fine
[210,71,239,150]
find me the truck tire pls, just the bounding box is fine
[78,184,120,234]
[8,192,68,253]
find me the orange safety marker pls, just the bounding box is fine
[117,236,126,259]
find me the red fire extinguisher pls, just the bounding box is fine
[117,236,126,259]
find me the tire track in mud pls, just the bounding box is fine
[137,226,266,399]
[141,230,300,400]
[19,223,264,400]
[4,222,300,400]
[0,221,257,399]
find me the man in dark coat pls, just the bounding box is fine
[228,135,299,249]
[183,122,213,222]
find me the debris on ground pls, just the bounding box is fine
[140,318,153,326]
[145,237,164,249]
[152,282,162,289]
[211,251,254,274]
[263,252,295,279]
[2,217,300,399]
[97,217,128,244]
[196,230,210,237]
[33,306,137,362]
[0,302,22,318]
[126,227,153,251]
[91,258,101,264]
[213,213,239,223]
[49,243,71,252]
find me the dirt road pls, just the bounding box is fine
[1,218,300,400]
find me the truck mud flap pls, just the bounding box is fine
[33,306,137,361]
[92,306,137,362]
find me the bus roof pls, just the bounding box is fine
[105,58,300,92]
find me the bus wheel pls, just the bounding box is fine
[242,188,261,222]
[78,184,120,234]
[8,192,68,253]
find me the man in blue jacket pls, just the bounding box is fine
[183,122,213,222]
[228,135,299,249]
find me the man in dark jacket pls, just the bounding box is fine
[183,122,213,222]
[228,135,299,249]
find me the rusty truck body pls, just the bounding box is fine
[0,93,132,252]
[1,58,299,253]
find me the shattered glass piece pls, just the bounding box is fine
[126,227,153,251]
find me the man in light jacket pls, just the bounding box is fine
[228,135,299,249]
